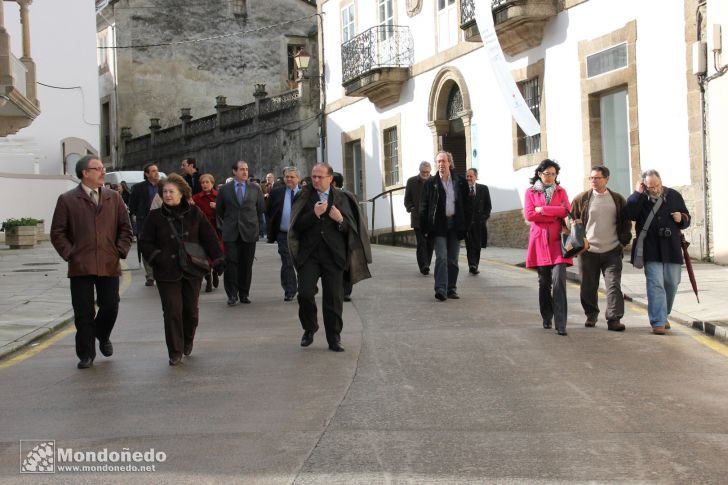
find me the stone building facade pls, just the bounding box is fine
[97,0,318,171]
[318,0,715,258]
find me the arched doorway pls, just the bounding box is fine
[427,67,473,177]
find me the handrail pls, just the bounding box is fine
[366,186,406,245]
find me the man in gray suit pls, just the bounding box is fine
[216,160,265,305]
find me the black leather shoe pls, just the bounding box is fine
[145,278,154,287]
[99,340,113,357]
[469,266,480,275]
[343,294,352,302]
[204,281,213,293]
[447,291,460,299]
[543,320,552,329]
[557,329,568,336]
[227,297,238,306]
[77,357,94,369]
[183,343,193,356]
[300,330,314,347]
[284,294,294,302]
[240,296,251,304]
[212,272,219,288]
[328,342,345,352]
[420,267,430,275]
[435,291,447,301]
[169,356,182,366]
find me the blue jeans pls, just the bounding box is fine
[644,262,681,327]
[433,230,460,294]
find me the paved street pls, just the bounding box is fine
[1,242,728,483]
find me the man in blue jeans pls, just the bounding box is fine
[418,151,466,301]
[623,169,690,334]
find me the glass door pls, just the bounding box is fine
[600,89,631,196]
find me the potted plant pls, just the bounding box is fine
[1,217,42,249]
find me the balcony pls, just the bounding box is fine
[341,25,413,109]
[460,0,558,56]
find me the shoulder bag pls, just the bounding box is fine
[166,216,210,278]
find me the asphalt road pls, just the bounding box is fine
[1,243,727,484]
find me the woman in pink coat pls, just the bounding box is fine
[524,159,573,336]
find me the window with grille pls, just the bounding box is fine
[383,127,399,187]
[231,0,246,18]
[342,4,356,43]
[517,77,541,155]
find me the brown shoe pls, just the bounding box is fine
[607,320,626,332]
[584,318,597,328]
[652,326,666,335]
[665,321,671,329]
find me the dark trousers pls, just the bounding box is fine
[69,276,120,360]
[276,231,297,298]
[156,277,202,359]
[579,246,624,322]
[414,228,434,272]
[465,222,483,269]
[537,264,567,331]
[297,244,344,345]
[223,238,256,300]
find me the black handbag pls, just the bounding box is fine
[561,210,590,258]
[166,217,210,277]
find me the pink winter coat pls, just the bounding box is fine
[524,184,573,268]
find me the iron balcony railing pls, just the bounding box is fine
[461,0,522,27]
[341,25,414,85]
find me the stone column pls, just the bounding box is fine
[458,109,474,169]
[0,1,11,89]
[426,120,449,154]
[180,108,192,138]
[149,118,161,146]
[18,0,37,106]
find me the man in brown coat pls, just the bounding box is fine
[51,155,133,369]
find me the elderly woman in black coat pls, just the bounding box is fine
[140,174,224,365]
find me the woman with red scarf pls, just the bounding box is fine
[192,173,223,292]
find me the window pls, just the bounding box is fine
[101,102,111,158]
[378,0,394,40]
[344,140,365,201]
[437,0,457,51]
[341,4,356,43]
[96,29,108,68]
[517,77,541,155]
[586,43,628,78]
[383,127,399,187]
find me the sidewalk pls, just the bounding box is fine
[0,242,726,360]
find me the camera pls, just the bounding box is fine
[658,227,672,238]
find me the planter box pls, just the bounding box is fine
[5,225,37,249]
[36,221,48,242]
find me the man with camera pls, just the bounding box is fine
[623,169,690,335]
[571,166,632,331]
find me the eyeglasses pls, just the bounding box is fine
[540,172,557,177]
[86,166,106,173]
[588,176,605,180]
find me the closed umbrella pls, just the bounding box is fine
[681,233,699,303]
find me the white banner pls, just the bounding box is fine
[475,1,541,136]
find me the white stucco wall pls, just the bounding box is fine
[2,0,100,175]
[707,1,728,263]
[322,0,692,233]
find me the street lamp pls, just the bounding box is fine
[293,47,311,79]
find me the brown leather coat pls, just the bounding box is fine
[51,185,133,277]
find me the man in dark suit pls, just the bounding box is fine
[129,162,161,286]
[216,160,265,305]
[288,163,371,352]
[404,161,434,275]
[464,168,492,275]
[266,166,300,302]
[181,157,202,195]
[51,156,133,369]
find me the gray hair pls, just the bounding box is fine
[435,150,454,169]
[641,169,661,180]
[418,161,431,171]
[75,155,100,179]
[285,166,299,176]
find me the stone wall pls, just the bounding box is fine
[121,87,320,185]
[487,209,530,249]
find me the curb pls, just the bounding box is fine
[563,266,728,344]
[0,311,74,361]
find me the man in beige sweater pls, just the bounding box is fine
[570,166,633,331]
